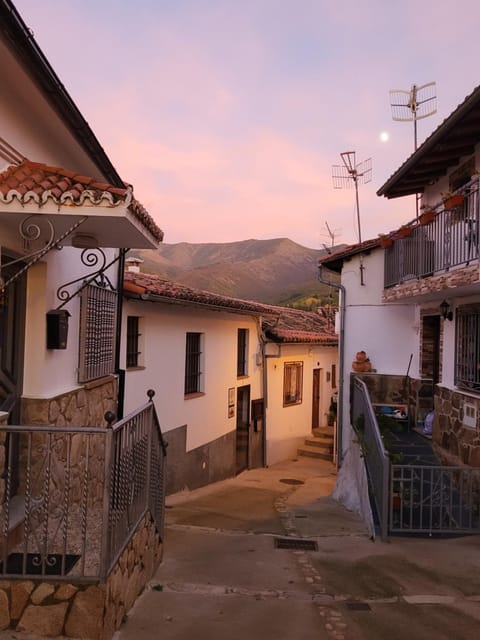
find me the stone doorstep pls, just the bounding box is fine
[304,437,333,450]
[297,444,333,461]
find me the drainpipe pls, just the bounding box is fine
[114,248,128,420]
[257,316,282,467]
[318,264,346,466]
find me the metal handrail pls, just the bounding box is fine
[351,376,390,539]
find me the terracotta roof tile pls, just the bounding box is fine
[0,159,164,242]
[124,271,338,346]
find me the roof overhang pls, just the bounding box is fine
[0,200,160,250]
[378,86,480,198]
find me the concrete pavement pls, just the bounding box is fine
[117,455,480,640]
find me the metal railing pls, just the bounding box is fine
[351,376,390,539]
[0,393,166,580]
[352,376,480,537]
[385,178,480,287]
[390,464,480,534]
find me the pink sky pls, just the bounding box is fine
[14,0,480,249]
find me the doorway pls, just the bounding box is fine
[235,385,250,473]
[421,315,441,384]
[312,368,321,429]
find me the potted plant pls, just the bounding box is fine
[394,225,413,239]
[442,192,464,209]
[419,209,436,225]
[379,234,394,248]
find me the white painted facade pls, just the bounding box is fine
[122,294,339,477]
[122,299,263,451]
[1,22,158,414]
[265,342,337,464]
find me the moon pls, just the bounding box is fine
[380,131,389,142]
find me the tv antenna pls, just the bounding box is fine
[389,82,437,151]
[332,151,372,245]
[389,82,437,217]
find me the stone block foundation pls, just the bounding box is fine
[0,514,163,640]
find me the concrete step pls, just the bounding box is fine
[312,427,335,440]
[304,436,333,449]
[297,444,333,461]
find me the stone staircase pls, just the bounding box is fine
[297,427,334,461]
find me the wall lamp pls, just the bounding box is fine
[440,300,453,321]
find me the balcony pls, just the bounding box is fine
[384,178,480,288]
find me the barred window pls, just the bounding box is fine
[78,284,117,383]
[455,305,480,392]
[126,316,142,368]
[185,332,203,395]
[283,361,303,406]
[237,328,248,377]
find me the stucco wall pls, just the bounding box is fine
[265,343,338,465]
[122,301,263,452]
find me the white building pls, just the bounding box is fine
[122,269,338,493]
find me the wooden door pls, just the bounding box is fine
[235,385,250,473]
[312,368,321,429]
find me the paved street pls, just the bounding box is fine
[116,456,480,640]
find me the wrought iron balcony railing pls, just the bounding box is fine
[384,178,480,288]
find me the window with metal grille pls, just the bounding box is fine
[126,316,142,368]
[455,305,480,391]
[283,361,303,406]
[237,328,248,376]
[78,284,117,383]
[185,332,203,395]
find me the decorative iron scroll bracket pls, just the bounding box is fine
[0,215,87,292]
[56,247,128,309]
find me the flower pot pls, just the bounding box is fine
[395,226,412,239]
[443,194,464,209]
[380,236,394,248]
[419,210,435,225]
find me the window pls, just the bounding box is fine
[185,332,203,395]
[237,328,249,376]
[331,363,337,389]
[455,305,480,391]
[78,284,117,383]
[283,361,303,406]
[126,316,142,368]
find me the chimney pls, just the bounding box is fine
[125,256,144,273]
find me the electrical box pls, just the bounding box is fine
[46,309,70,349]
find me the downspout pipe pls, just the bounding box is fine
[318,264,346,465]
[257,316,282,468]
[115,248,128,420]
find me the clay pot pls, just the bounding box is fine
[419,210,436,225]
[355,351,367,362]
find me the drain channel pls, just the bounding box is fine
[274,537,318,551]
[346,602,371,611]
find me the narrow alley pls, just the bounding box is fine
[116,457,480,640]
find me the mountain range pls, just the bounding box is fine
[133,238,342,307]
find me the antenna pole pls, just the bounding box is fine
[354,175,362,244]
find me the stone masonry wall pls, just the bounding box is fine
[352,373,434,428]
[433,385,480,467]
[21,376,118,429]
[0,514,163,640]
[383,264,480,302]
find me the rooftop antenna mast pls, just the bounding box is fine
[332,151,372,245]
[389,82,437,216]
[389,82,437,151]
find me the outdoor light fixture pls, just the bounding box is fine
[440,300,453,321]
